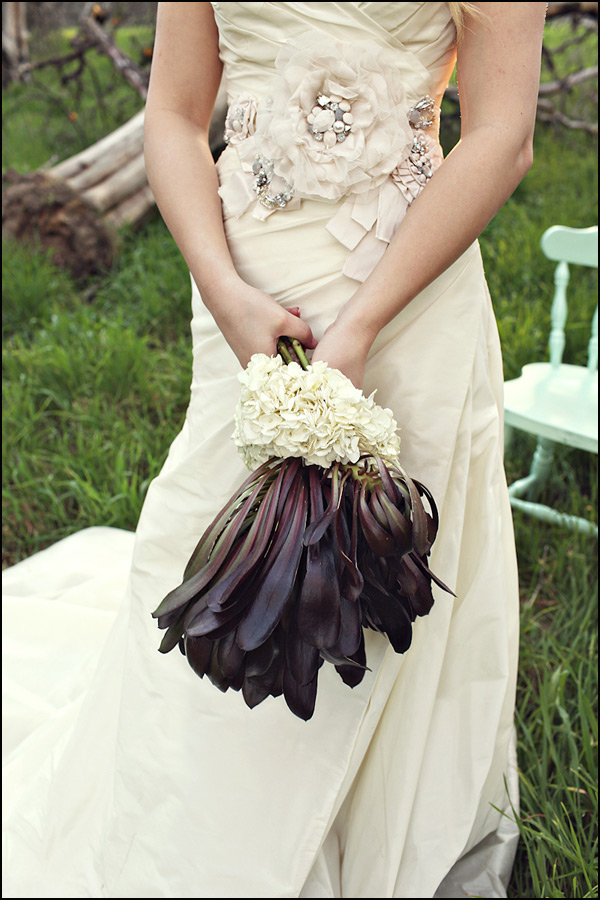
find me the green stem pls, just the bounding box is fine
[277,336,309,368]
[277,338,295,365]
[291,338,310,370]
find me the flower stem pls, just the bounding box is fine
[291,338,310,370]
[340,459,380,487]
[277,336,309,369]
[277,338,294,365]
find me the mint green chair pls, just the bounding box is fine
[503,224,598,537]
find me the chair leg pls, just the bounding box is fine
[508,437,555,501]
[527,437,555,500]
[506,436,598,537]
[508,495,599,536]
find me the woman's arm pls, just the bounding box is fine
[143,2,316,366]
[311,1,548,387]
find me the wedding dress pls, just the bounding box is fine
[3,3,521,897]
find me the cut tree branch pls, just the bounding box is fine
[78,15,148,99]
[538,65,598,95]
[536,98,598,134]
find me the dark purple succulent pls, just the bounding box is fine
[152,339,453,720]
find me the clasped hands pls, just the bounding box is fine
[205,277,373,389]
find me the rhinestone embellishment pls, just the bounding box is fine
[306,93,354,146]
[407,96,436,130]
[224,104,245,143]
[251,155,294,210]
[407,135,434,183]
[223,95,257,146]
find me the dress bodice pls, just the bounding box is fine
[212,2,459,282]
[211,2,457,109]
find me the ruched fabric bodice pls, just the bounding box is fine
[213,2,459,281]
[212,2,457,109]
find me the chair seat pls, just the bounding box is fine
[504,362,598,453]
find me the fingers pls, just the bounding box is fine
[294,319,318,350]
[282,308,318,349]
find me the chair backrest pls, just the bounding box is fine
[539,225,598,371]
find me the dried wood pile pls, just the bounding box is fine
[2,108,151,279]
[1,9,153,277]
[2,6,230,278]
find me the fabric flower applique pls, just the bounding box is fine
[255,31,414,203]
[391,131,443,205]
[223,94,258,146]
[217,30,443,278]
[217,30,415,219]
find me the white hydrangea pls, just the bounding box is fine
[233,354,401,470]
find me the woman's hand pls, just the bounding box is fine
[202,274,317,369]
[311,313,376,390]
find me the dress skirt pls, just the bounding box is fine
[3,162,520,896]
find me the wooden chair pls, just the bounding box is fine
[503,224,598,537]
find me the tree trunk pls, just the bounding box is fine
[2,1,29,86]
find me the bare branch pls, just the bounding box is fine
[78,16,148,100]
[16,41,94,79]
[536,98,598,134]
[538,65,599,95]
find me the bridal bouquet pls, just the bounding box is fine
[152,338,452,720]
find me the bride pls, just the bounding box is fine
[3,2,547,897]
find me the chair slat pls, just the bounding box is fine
[541,224,598,267]
[549,260,569,367]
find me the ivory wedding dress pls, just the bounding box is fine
[3,3,521,897]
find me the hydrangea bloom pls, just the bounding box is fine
[233,354,401,469]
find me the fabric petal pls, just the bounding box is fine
[326,198,368,250]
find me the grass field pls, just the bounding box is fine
[2,17,598,899]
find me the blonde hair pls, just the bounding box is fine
[448,2,483,40]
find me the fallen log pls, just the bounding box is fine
[2,80,229,278]
[50,108,146,201]
[2,108,148,279]
[1,169,116,281]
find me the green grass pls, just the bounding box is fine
[507,521,598,899]
[2,225,191,563]
[2,16,599,899]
